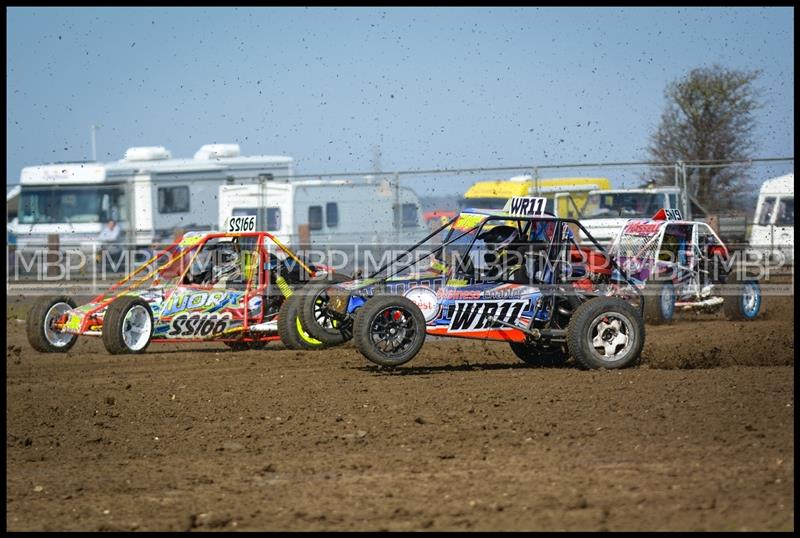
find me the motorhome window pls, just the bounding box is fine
[326,203,339,228]
[158,186,190,214]
[233,208,258,218]
[757,196,776,226]
[776,197,794,226]
[309,206,323,231]
[18,186,126,224]
[583,192,663,219]
[401,203,419,228]
[233,207,281,231]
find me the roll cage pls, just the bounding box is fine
[73,231,317,340]
[364,211,644,329]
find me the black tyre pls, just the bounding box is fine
[297,273,353,346]
[509,341,568,367]
[566,297,645,370]
[26,296,78,353]
[723,278,762,321]
[353,295,427,368]
[101,296,154,355]
[277,294,326,350]
[643,280,675,325]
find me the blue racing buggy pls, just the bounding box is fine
[298,197,646,369]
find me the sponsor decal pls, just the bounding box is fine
[437,285,528,301]
[437,289,482,300]
[447,300,528,332]
[166,312,233,338]
[161,290,239,317]
[404,286,439,321]
[624,221,662,235]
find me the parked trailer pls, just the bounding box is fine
[746,173,794,265]
[219,178,429,273]
[9,144,293,251]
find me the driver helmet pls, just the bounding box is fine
[479,224,519,251]
[473,225,520,272]
[188,249,214,284]
[212,246,242,284]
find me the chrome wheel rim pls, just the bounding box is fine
[44,303,75,347]
[742,282,760,317]
[588,312,634,361]
[660,284,674,318]
[122,305,151,351]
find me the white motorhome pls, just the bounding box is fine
[9,144,293,250]
[747,173,794,264]
[218,178,428,249]
[578,187,684,245]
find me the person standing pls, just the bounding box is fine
[97,219,123,272]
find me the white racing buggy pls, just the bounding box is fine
[608,208,762,324]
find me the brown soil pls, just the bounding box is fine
[5,295,794,531]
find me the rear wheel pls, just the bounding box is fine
[297,273,353,346]
[724,278,762,321]
[508,341,567,367]
[643,280,675,324]
[353,296,426,368]
[26,296,78,353]
[566,297,645,370]
[101,296,154,355]
[277,294,326,350]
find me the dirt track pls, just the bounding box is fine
[5,295,795,531]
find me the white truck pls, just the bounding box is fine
[218,177,428,249]
[577,187,684,245]
[9,144,293,250]
[746,173,794,265]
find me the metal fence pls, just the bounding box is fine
[7,156,794,291]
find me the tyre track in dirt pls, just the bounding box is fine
[5,295,794,531]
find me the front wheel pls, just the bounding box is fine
[26,296,78,353]
[277,294,326,350]
[353,296,426,368]
[644,280,675,325]
[566,297,645,370]
[297,274,353,346]
[724,279,762,321]
[101,296,154,354]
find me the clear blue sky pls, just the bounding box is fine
[7,6,795,196]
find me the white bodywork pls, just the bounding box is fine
[218,179,428,248]
[9,144,293,250]
[609,216,729,304]
[579,187,683,245]
[746,173,794,265]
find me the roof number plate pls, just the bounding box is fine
[508,196,548,216]
[227,215,256,232]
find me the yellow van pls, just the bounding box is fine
[460,176,611,218]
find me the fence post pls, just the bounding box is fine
[394,172,400,245]
[47,234,59,278]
